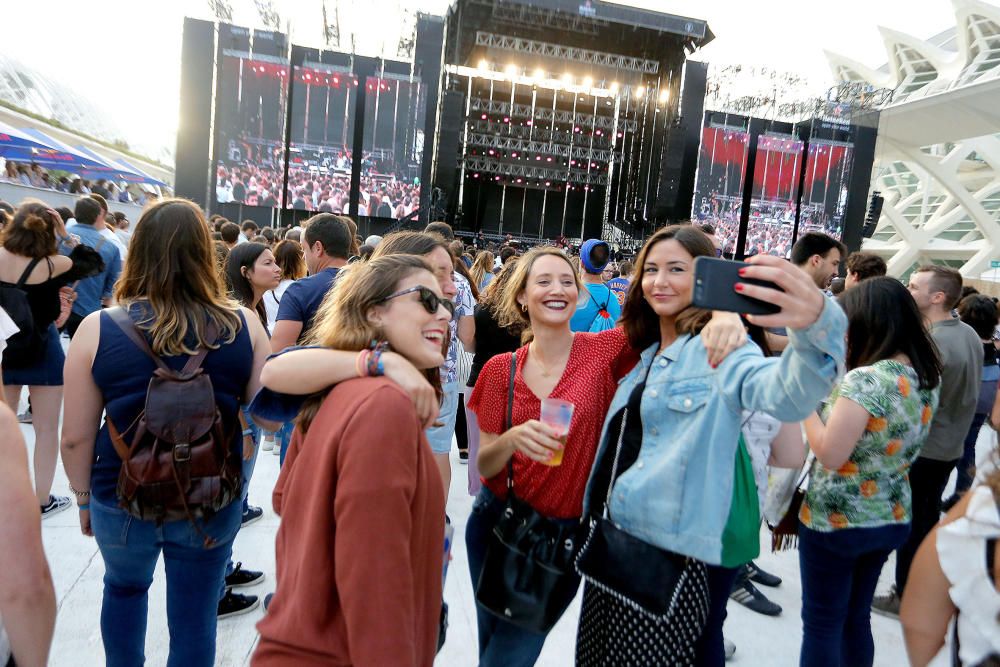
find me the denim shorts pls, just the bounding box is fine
[426,380,459,454]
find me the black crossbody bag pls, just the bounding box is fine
[474,351,582,633]
[575,374,711,623]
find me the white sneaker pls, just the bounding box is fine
[724,638,736,661]
[261,437,274,452]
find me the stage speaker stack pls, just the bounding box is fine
[655,60,708,223]
[433,89,465,224]
[174,18,216,209]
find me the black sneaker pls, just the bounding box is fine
[17,409,32,424]
[218,591,259,619]
[263,592,274,612]
[458,450,469,464]
[225,562,264,588]
[730,579,782,616]
[40,495,71,519]
[871,586,901,619]
[746,560,782,588]
[241,505,264,527]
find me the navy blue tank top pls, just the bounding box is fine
[90,304,253,504]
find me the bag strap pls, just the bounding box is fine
[587,287,611,330]
[15,257,44,288]
[505,351,517,494]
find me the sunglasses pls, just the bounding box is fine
[381,286,455,318]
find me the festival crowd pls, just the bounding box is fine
[0,192,998,667]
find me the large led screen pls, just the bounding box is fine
[360,75,426,220]
[285,63,357,212]
[743,134,804,258]
[798,140,854,241]
[692,124,750,257]
[214,47,289,208]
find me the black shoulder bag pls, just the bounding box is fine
[474,351,582,634]
[575,375,711,628]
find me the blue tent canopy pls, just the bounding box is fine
[0,124,110,172]
[74,146,149,184]
[111,158,169,188]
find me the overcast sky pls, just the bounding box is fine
[3,0,959,157]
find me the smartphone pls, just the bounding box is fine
[692,256,782,315]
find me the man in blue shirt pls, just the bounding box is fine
[570,239,621,332]
[270,213,352,353]
[62,197,121,338]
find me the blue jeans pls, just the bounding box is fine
[90,497,241,667]
[465,487,578,667]
[221,409,261,598]
[276,419,294,465]
[956,412,986,495]
[693,564,740,666]
[798,522,910,667]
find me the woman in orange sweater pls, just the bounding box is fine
[253,254,451,666]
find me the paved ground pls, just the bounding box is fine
[19,386,987,666]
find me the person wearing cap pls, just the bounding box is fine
[364,234,382,247]
[569,239,621,333]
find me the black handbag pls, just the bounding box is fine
[474,351,581,634]
[575,387,710,625]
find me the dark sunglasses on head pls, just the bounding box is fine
[381,286,455,318]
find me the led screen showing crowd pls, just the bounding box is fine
[692,124,750,257]
[743,134,804,259]
[359,75,425,220]
[213,49,289,209]
[284,64,357,212]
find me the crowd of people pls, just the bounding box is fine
[2,159,159,206]
[0,192,998,667]
[215,155,421,220]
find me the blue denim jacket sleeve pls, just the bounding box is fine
[246,345,326,423]
[717,296,846,421]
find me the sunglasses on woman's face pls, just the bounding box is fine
[381,286,456,319]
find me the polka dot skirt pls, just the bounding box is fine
[575,566,711,666]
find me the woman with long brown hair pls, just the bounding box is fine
[575,224,845,666]
[1,200,102,517]
[60,199,273,666]
[470,250,496,292]
[254,255,450,666]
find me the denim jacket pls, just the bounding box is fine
[582,298,847,566]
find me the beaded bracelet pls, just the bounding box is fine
[69,483,91,498]
[367,347,385,377]
[355,349,370,377]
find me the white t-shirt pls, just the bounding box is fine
[0,305,18,368]
[264,278,296,333]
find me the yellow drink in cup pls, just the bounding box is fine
[540,399,574,467]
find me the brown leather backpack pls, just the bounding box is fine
[105,307,242,544]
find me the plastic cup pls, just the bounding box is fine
[539,399,574,466]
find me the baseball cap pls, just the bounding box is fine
[580,239,611,274]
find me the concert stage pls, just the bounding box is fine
[435,0,713,242]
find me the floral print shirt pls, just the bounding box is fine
[801,360,940,532]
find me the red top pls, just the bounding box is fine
[467,328,636,518]
[254,378,445,667]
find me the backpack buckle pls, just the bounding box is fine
[173,444,191,462]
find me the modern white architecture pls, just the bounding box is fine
[826,0,1000,278]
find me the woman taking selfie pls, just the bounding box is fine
[60,199,272,666]
[577,224,846,666]
[465,245,747,666]
[799,277,940,667]
[253,255,449,666]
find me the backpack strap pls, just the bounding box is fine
[15,257,44,288]
[588,286,611,331]
[107,307,218,377]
